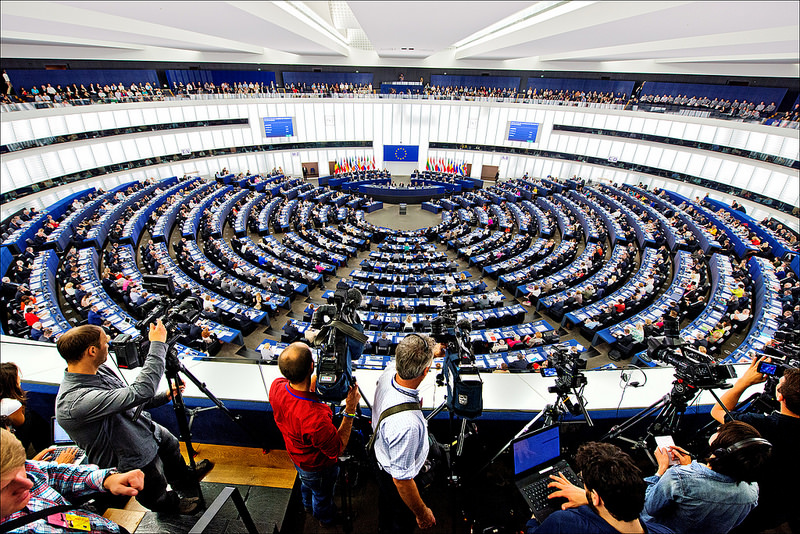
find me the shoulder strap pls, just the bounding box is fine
[366,402,421,453]
[0,494,97,533]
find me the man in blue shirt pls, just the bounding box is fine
[526,441,672,533]
[86,306,103,326]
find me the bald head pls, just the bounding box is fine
[278,342,313,384]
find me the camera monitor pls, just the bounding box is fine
[142,274,175,296]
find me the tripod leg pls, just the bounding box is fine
[356,383,372,412]
[338,459,354,534]
[176,362,270,453]
[165,373,206,509]
[167,374,198,469]
[456,418,468,458]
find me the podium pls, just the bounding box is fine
[399,203,407,215]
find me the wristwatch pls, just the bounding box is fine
[102,468,119,488]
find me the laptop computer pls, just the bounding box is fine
[513,424,582,522]
[49,417,87,464]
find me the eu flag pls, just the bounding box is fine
[383,145,419,162]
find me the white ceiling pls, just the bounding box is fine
[1,1,798,78]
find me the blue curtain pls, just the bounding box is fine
[8,69,158,91]
[526,78,635,96]
[282,72,373,86]
[430,75,520,90]
[642,82,787,105]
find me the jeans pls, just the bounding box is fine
[295,463,339,524]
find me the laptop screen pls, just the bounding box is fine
[513,425,560,475]
[51,417,72,445]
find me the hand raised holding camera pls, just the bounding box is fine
[344,384,361,414]
[149,319,167,343]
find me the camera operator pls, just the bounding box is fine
[54,321,214,516]
[710,357,800,532]
[526,442,671,533]
[269,342,360,527]
[371,333,444,532]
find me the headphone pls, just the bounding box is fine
[712,437,772,459]
[620,364,647,388]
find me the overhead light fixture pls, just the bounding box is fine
[272,1,349,48]
[453,1,590,51]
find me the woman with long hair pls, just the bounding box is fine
[0,362,50,455]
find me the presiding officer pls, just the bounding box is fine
[55,320,213,515]
[372,333,443,532]
[270,342,361,527]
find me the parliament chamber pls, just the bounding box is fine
[1,2,798,532]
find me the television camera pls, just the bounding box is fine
[646,319,736,390]
[111,295,202,369]
[603,319,735,465]
[543,343,592,425]
[430,293,483,420]
[310,288,368,403]
[109,293,268,507]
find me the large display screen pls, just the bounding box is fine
[263,117,294,137]
[508,121,540,143]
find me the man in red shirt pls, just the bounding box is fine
[269,342,360,527]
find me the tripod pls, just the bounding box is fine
[315,379,373,534]
[480,380,591,474]
[602,379,729,466]
[163,342,270,507]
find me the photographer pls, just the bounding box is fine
[710,358,800,532]
[54,321,213,516]
[372,333,444,532]
[269,342,360,527]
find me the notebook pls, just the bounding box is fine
[513,424,582,522]
[49,417,87,464]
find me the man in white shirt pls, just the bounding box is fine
[372,334,443,532]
